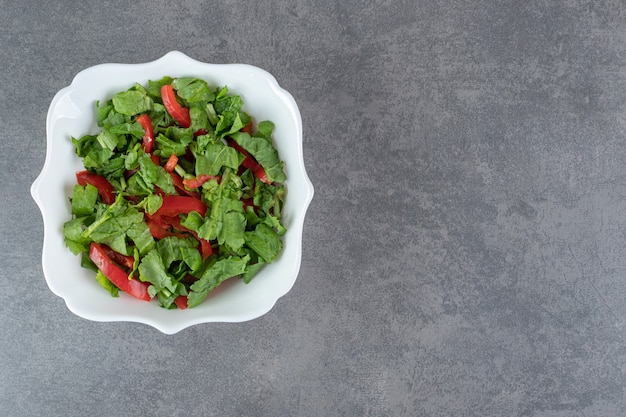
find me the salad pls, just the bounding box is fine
[63,76,287,309]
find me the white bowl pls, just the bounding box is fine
[31,51,314,334]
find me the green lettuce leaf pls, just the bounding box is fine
[112,90,153,116]
[127,153,175,196]
[187,255,249,308]
[213,89,250,136]
[70,184,98,216]
[95,270,119,297]
[108,121,145,138]
[195,142,241,176]
[230,130,286,183]
[244,223,282,263]
[63,216,94,255]
[147,76,174,101]
[172,78,215,103]
[81,196,155,255]
[156,236,202,272]
[198,196,246,252]
[138,249,180,308]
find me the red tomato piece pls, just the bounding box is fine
[242,156,258,171]
[226,138,258,170]
[161,84,191,128]
[164,154,179,173]
[146,215,189,239]
[76,171,116,204]
[169,171,201,198]
[182,174,221,189]
[240,121,254,135]
[158,214,186,231]
[225,138,271,183]
[146,218,170,239]
[150,153,161,166]
[174,296,188,310]
[89,243,151,301]
[101,245,135,270]
[136,114,154,153]
[197,236,213,260]
[253,165,270,184]
[241,198,258,211]
[153,195,207,217]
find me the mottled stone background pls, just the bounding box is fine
[2,1,626,416]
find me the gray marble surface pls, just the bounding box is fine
[2,1,626,416]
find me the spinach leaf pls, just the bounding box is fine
[241,261,265,284]
[189,103,210,132]
[253,181,286,216]
[135,194,163,216]
[255,120,275,140]
[96,129,120,151]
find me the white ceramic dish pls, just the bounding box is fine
[31,51,313,334]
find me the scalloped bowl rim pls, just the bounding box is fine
[31,51,313,334]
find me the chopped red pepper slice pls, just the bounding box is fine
[225,138,272,183]
[150,153,161,166]
[76,171,116,204]
[253,165,270,184]
[164,154,178,173]
[169,171,201,198]
[159,216,213,259]
[161,84,191,128]
[136,114,154,153]
[240,121,254,135]
[154,195,207,217]
[146,217,171,239]
[101,245,135,270]
[146,213,213,259]
[124,195,139,204]
[155,214,186,231]
[241,198,258,212]
[242,156,258,171]
[183,174,221,189]
[226,138,257,170]
[146,216,187,239]
[181,274,198,285]
[89,243,150,301]
[197,236,213,259]
[174,296,188,310]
